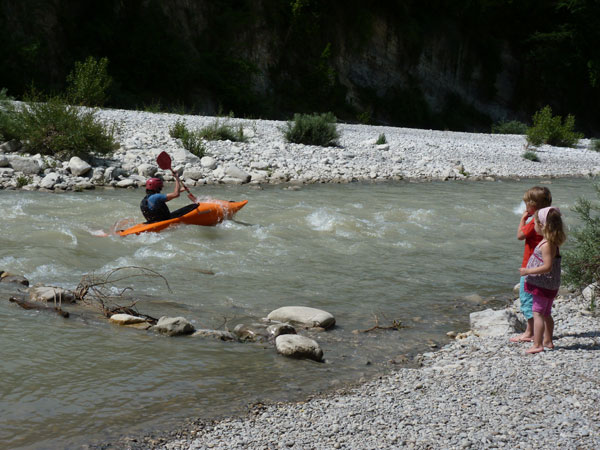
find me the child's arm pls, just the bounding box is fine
[519,243,556,276]
[517,210,530,240]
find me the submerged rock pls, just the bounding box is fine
[192,329,237,341]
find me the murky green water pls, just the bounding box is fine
[0,178,596,449]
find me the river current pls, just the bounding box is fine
[0,178,596,449]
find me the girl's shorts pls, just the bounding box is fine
[532,294,554,316]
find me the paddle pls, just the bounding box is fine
[156,151,197,203]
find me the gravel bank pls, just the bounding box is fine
[105,294,599,450]
[2,107,600,190]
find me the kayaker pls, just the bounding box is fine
[141,174,198,223]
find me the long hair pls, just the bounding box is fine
[538,209,566,247]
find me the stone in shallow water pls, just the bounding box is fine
[267,306,335,329]
[153,316,195,336]
[275,334,323,362]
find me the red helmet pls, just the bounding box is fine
[146,177,163,191]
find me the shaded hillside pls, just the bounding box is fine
[0,0,598,133]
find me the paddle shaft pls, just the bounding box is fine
[157,151,196,202]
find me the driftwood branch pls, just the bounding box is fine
[355,314,405,333]
[74,266,168,322]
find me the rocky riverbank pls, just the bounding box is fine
[102,290,599,450]
[1,107,600,191]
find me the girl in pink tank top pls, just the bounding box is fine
[519,207,566,354]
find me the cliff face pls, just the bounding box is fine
[0,0,595,132]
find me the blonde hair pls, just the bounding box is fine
[535,209,566,247]
[523,186,552,210]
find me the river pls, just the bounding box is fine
[0,178,596,449]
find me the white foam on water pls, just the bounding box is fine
[406,208,434,229]
[514,201,526,215]
[306,209,338,232]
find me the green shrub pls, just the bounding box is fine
[522,150,540,162]
[491,120,527,135]
[0,101,20,142]
[66,56,112,107]
[16,175,31,187]
[198,120,246,142]
[590,138,600,152]
[169,119,206,158]
[526,105,583,147]
[376,133,387,145]
[563,183,600,310]
[0,87,13,102]
[283,112,340,146]
[5,95,117,160]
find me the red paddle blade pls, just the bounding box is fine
[156,151,172,170]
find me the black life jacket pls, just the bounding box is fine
[140,193,171,223]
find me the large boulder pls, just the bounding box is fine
[0,140,22,153]
[68,157,92,176]
[275,334,324,362]
[267,306,335,329]
[8,156,41,175]
[470,308,522,337]
[224,164,251,183]
[153,316,195,336]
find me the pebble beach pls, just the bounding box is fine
[1,108,599,449]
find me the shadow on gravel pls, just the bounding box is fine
[554,330,600,351]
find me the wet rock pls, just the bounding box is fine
[275,334,324,362]
[109,313,150,325]
[469,308,522,337]
[268,306,335,329]
[266,323,296,339]
[192,329,237,341]
[0,271,29,286]
[27,285,76,304]
[233,324,261,342]
[153,316,195,336]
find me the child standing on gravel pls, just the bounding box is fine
[519,207,566,354]
[510,186,552,344]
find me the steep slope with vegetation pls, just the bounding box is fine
[0,0,598,133]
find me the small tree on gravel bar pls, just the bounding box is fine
[526,105,583,148]
[563,184,600,309]
[283,112,340,146]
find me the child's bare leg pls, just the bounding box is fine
[526,312,545,354]
[543,315,554,349]
[524,317,534,338]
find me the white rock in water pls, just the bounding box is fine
[68,157,92,176]
[28,285,76,303]
[109,314,148,325]
[268,306,335,329]
[275,334,323,362]
[469,308,522,337]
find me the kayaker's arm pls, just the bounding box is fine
[166,173,185,201]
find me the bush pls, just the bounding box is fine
[522,150,540,162]
[169,119,206,158]
[563,184,600,309]
[66,56,112,107]
[491,120,527,135]
[198,119,246,142]
[590,138,600,152]
[376,133,387,145]
[16,175,31,187]
[283,112,340,146]
[3,95,117,160]
[526,105,583,147]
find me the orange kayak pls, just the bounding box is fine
[116,200,248,236]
